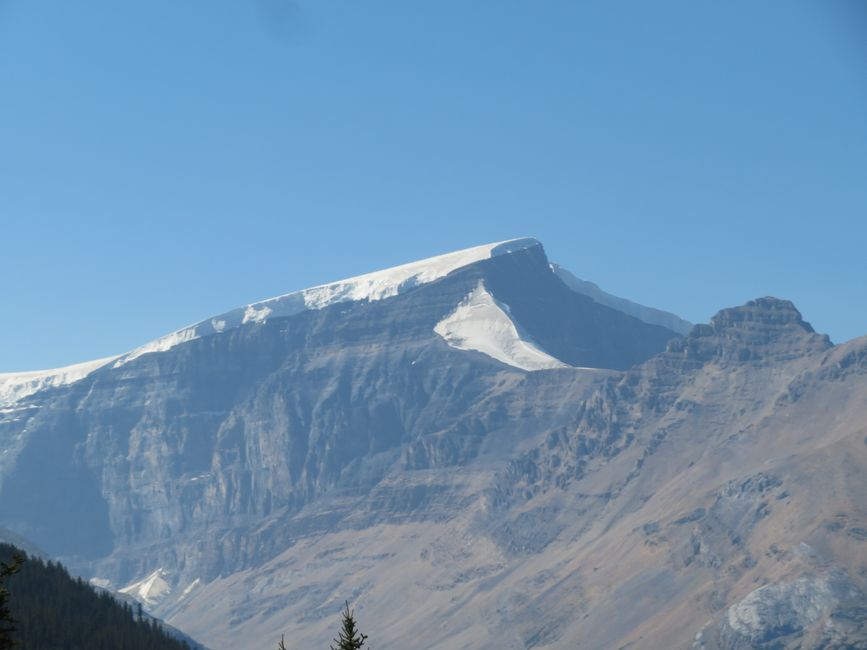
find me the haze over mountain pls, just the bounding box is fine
[0,239,864,649]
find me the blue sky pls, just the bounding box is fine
[1,0,865,371]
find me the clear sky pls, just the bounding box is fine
[1,0,865,371]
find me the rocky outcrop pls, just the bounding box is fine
[695,570,867,650]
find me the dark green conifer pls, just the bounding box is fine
[330,601,368,650]
[0,552,23,649]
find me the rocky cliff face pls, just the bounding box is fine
[471,299,867,650]
[1,240,865,650]
[494,297,833,503]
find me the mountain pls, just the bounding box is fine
[1,238,865,649]
[0,238,676,564]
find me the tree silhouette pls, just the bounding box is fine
[0,552,23,649]
[330,601,368,650]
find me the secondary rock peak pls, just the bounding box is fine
[668,297,831,365]
[709,297,815,332]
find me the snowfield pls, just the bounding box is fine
[435,281,568,371]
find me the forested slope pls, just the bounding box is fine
[1,543,194,650]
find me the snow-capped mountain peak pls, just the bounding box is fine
[0,239,541,407]
[114,237,541,367]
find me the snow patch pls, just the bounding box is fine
[434,281,568,372]
[242,304,272,324]
[120,569,172,607]
[179,578,201,600]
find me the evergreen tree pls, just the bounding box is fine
[330,601,368,650]
[0,552,23,649]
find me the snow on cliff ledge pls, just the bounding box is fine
[0,356,119,409]
[435,281,568,372]
[114,237,541,367]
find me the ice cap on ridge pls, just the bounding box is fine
[114,237,543,367]
[0,238,542,400]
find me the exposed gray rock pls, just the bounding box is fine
[695,571,867,650]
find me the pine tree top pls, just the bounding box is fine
[330,601,368,650]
